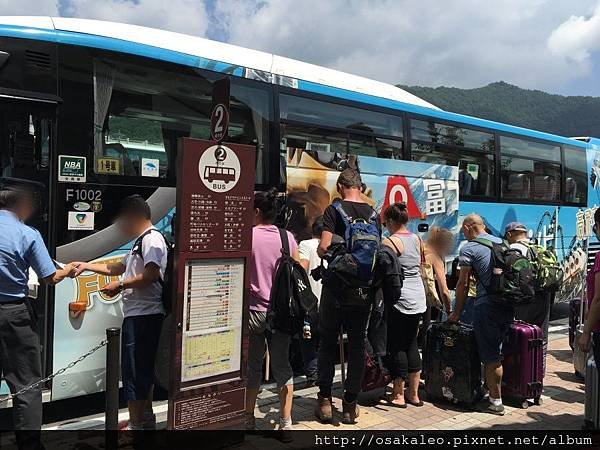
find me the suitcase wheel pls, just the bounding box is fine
[521,399,530,409]
[534,396,542,406]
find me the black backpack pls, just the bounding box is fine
[132,229,175,314]
[267,229,318,334]
[473,237,535,306]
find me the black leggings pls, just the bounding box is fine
[384,308,422,380]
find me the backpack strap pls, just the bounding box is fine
[131,228,168,284]
[472,237,493,249]
[384,236,402,256]
[367,209,378,225]
[333,202,353,243]
[132,229,156,258]
[278,228,290,257]
[333,202,352,225]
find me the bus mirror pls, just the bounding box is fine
[418,223,429,233]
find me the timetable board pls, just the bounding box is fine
[181,259,244,382]
[168,137,255,431]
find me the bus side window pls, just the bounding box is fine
[499,135,561,203]
[563,145,587,205]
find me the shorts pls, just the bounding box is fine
[121,314,164,401]
[473,299,513,364]
[247,310,293,389]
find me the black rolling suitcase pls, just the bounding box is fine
[424,321,482,405]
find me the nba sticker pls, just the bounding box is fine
[198,144,240,193]
[141,158,160,177]
[67,211,95,231]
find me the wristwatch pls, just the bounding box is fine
[119,280,124,291]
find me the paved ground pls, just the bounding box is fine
[33,323,583,434]
[253,333,584,431]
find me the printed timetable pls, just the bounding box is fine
[181,258,244,382]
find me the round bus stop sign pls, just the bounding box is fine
[198,144,240,193]
[210,103,229,141]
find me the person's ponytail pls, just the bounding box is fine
[254,188,279,224]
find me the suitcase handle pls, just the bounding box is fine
[528,338,543,348]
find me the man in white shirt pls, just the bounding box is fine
[298,216,324,386]
[71,195,167,430]
[505,222,530,257]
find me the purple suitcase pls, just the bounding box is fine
[502,320,544,409]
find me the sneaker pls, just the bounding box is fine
[245,413,256,430]
[314,394,333,423]
[484,402,505,416]
[341,399,360,424]
[142,413,156,430]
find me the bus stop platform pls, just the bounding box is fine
[36,329,583,435]
[254,332,584,432]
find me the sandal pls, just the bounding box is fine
[380,394,407,408]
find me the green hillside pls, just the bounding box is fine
[400,81,600,138]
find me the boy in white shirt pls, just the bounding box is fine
[72,195,167,430]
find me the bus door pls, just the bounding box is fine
[0,97,57,375]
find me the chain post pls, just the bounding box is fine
[105,327,121,450]
[0,339,107,406]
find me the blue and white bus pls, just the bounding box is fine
[0,16,596,403]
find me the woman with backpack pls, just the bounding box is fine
[380,202,427,407]
[246,189,298,439]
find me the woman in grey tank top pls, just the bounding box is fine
[381,203,426,408]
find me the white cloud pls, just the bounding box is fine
[2,0,600,93]
[61,0,208,37]
[213,0,599,92]
[0,0,58,15]
[548,2,600,65]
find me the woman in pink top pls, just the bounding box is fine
[246,189,298,439]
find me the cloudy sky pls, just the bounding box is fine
[1,0,600,96]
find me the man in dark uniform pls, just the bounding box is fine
[0,178,74,449]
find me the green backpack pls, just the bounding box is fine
[473,238,535,306]
[527,244,564,293]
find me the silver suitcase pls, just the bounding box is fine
[584,355,600,429]
[574,325,589,378]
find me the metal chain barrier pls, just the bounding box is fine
[0,339,107,405]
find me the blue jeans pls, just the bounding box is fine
[473,300,514,364]
[121,314,163,401]
[460,297,476,325]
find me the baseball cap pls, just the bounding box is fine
[504,222,527,235]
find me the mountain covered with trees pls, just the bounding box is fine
[400,81,600,138]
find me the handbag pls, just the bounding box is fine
[362,351,391,392]
[419,238,443,310]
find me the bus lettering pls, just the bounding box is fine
[66,188,103,202]
[74,273,121,306]
[389,184,408,205]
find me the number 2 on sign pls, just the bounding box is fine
[211,103,229,141]
[214,105,224,134]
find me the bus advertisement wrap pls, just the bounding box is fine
[284,148,460,241]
